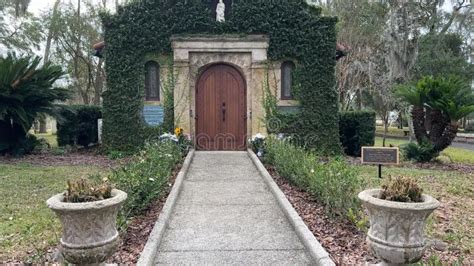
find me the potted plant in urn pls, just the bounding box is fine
[358,176,439,265]
[47,178,127,264]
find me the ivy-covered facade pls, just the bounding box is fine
[101,0,341,154]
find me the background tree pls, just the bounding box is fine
[0,0,43,54]
[47,0,105,105]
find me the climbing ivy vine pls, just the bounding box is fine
[102,0,341,154]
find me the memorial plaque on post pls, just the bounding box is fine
[361,147,399,178]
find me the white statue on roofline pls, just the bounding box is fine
[216,0,225,22]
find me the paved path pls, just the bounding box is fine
[155,151,312,265]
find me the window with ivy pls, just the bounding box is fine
[281,61,295,100]
[145,61,160,101]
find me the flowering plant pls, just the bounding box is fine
[160,127,191,154]
[249,133,266,157]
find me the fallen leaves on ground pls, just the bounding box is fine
[266,165,379,265]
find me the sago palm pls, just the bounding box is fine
[0,54,69,155]
[396,79,431,144]
[426,76,474,152]
[397,75,474,160]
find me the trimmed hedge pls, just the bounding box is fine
[339,111,376,156]
[57,105,102,147]
[102,0,340,154]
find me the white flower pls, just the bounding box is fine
[310,169,315,173]
[257,151,262,157]
[9,217,13,221]
[160,133,179,143]
[255,133,265,139]
[149,178,155,182]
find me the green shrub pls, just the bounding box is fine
[308,157,364,217]
[3,134,40,156]
[402,139,439,162]
[265,137,364,219]
[57,105,102,148]
[339,111,376,156]
[109,141,182,230]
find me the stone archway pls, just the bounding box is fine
[171,35,269,149]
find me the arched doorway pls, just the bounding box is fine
[195,64,247,151]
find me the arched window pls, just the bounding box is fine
[145,61,160,101]
[281,61,295,100]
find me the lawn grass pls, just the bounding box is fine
[374,137,474,165]
[375,126,409,137]
[0,164,108,262]
[356,165,474,257]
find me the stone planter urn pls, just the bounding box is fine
[358,189,439,265]
[47,189,127,264]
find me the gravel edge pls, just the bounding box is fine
[137,149,195,266]
[247,149,335,266]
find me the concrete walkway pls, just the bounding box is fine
[154,151,312,265]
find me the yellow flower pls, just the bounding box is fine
[175,127,183,136]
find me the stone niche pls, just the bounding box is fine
[171,35,272,140]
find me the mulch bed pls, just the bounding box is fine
[265,165,378,265]
[0,148,125,169]
[266,164,471,264]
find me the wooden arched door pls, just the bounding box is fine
[195,64,247,151]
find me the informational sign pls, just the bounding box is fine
[361,147,399,165]
[143,105,164,126]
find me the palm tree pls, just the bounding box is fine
[395,77,431,143]
[426,76,474,152]
[0,54,69,155]
[397,75,474,160]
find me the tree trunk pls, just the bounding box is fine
[407,107,415,142]
[44,0,60,64]
[93,57,104,105]
[74,0,84,104]
[411,106,428,144]
[382,113,389,147]
[38,0,61,134]
[428,109,449,143]
[39,117,47,133]
[433,121,459,153]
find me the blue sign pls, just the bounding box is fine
[143,105,164,126]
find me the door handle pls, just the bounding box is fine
[222,102,226,122]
